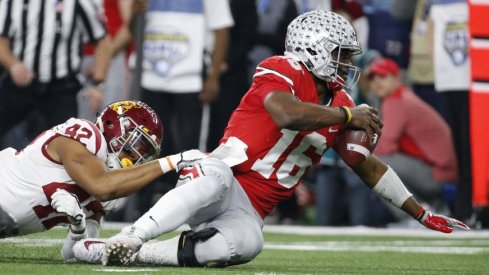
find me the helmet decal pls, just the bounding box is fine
[110,100,141,114]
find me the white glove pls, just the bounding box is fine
[106,153,122,171]
[158,149,208,173]
[51,189,86,232]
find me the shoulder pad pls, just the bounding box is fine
[254,56,306,86]
[54,118,108,159]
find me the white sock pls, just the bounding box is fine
[135,236,180,266]
[62,230,87,262]
[73,239,106,263]
[133,173,225,240]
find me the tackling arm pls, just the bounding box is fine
[47,136,206,202]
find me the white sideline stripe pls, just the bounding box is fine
[92,268,158,273]
[3,237,489,255]
[262,225,489,238]
[264,243,489,255]
[0,238,63,247]
[99,222,489,238]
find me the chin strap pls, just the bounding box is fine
[326,74,345,92]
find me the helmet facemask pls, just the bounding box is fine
[108,116,160,167]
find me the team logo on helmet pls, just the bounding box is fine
[110,101,141,114]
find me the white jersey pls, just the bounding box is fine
[430,1,470,92]
[140,0,233,92]
[0,118,111,236]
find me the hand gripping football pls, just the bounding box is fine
[336,129,378,166]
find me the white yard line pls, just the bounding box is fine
[262,225,489,238]
[91,268,158,273]
[3,236,489,255]
[98,222,489,238]
[264,243,489,254]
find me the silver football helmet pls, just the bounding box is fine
[285,10,362,91]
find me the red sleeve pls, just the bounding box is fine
[243,56,304,110]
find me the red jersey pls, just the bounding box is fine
[221,56,355,218]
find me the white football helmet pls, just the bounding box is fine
[285,10,362,91]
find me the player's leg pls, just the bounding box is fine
[103,157,235,264]
[135,180,264,267]
[134,157,234,239]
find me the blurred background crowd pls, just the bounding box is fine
[1,0,488,229]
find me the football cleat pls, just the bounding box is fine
[102,226,144,266]
[73,239,106,263]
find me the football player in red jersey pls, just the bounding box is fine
[73,11,468,267]
[0,100,206,261]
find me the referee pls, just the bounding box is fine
[0,0,111,138]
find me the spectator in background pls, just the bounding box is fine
[367,57,458,216]
[407,0,449,121]
[428,0,472,223]
[78,0,136,122]
[135,0,233,214]
[247,0,298,83]
[362,0,412,75]
[206,0,258,151]
[0,0,111,146]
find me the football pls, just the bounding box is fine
[335,129,378,166]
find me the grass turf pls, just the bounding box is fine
[1,227,488,274]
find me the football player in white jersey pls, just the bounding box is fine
[0,100,206,261]
[72,11,469,268]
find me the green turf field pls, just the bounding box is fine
[1,226,488,274]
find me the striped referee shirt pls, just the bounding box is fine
[0,0,106,82]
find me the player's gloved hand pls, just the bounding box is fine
[416,208,470,233]
[101,226,144,266]
[106,153,122,171]
[159,149,208,173]
[51,189,86,233]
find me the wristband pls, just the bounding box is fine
[339,106,352,124]
[93,81,106,91]
[158,157,175,173]
[372,166,413,208]
[416,208,426,221]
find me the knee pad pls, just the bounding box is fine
[177,227,219,267]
